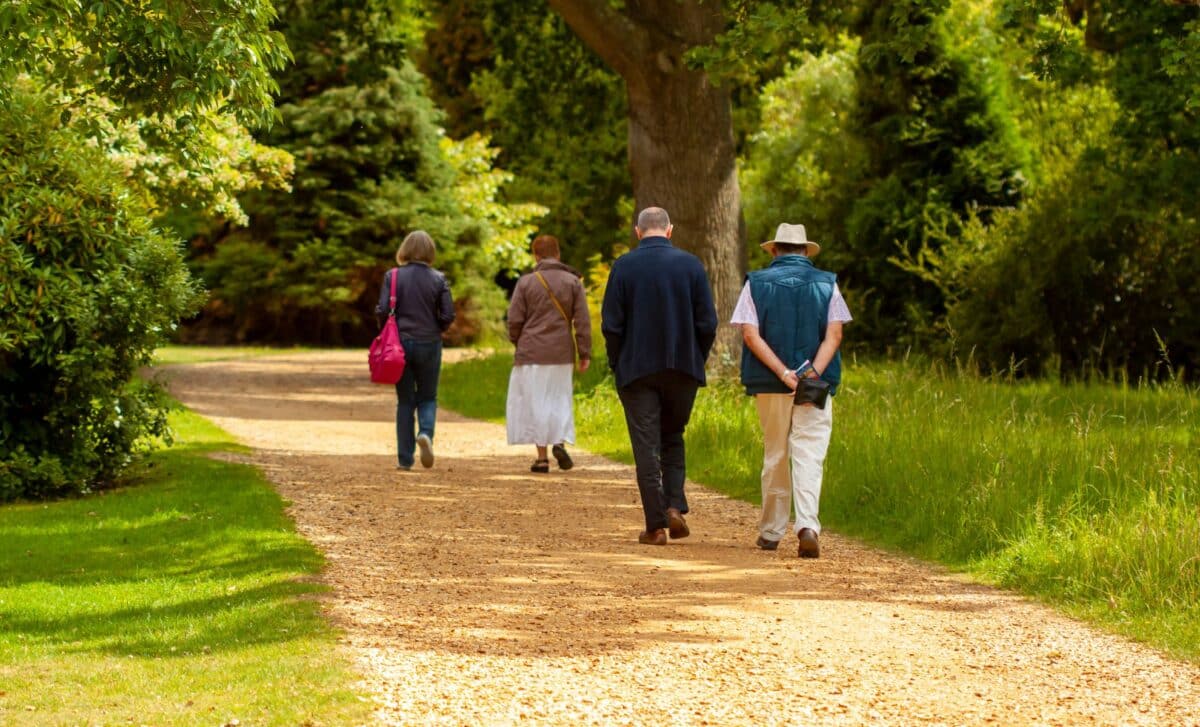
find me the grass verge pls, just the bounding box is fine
[0,404,370,725]
[439,351,1200,662]
[153,345,312,366]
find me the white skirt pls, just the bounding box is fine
[506,364,575,446]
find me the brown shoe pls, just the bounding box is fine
[797,528,820,558]
[666,508,689,539]
[638,528,668,546]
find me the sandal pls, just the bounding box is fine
[530,459,550,473]
[551,444,574,470]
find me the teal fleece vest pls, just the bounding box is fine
[739,255,842,396]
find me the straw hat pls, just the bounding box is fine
[760,223,820,256]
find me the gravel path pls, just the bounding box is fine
[163,351,1200,726]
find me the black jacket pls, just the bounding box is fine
[600,236,718,388]
[375,263,455,341]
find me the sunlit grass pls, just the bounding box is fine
[440,352,1200,661]
[0,404,370,725]
[154,345,312,365]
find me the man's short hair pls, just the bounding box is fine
[531,234,560,259]
[397,230,436,265]
[636,207,670,233]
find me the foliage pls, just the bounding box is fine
[191,61,463,344]
[441,134,548,275]
[439,351,1200,661]
[0,88,201,500]
[841,0,1027,347]
[2,0,297,230]
[78,97,296,227]
[740,1,1027,350]
[0,0,289,127]
[0,404,370,723]
[422,0,630,272]
[909,1,1200,377]
[740,39,866,290]
[186,0,540,346]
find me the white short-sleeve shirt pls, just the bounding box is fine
[729,281,853,326]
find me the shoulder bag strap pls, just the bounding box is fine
[388,267,399,318]
[535,271,579,363]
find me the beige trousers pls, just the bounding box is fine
[755,394,833,541]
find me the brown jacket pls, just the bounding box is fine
[508,259,592,366]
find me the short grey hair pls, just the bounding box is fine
[636,207,670,233]
[397,230,436,265]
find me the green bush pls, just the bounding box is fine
[0,88,200,500]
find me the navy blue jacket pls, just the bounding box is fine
[375,263,455,341]
[601,236,718,388]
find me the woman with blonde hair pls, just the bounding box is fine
[505,234,591,472]
[375,230,455,469]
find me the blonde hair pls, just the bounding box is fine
[396,230,436,265]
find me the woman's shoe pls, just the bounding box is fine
[551,444,573,470]
[530,459,550,473]
[416,433,434,468]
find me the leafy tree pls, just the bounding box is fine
[1,0,290,498]
[842,0,1027,347]
[916,1,1200,376]
[420,0,628,273]
[741,40,866,288]
[742,2,1026,348]
[0,0,289,126]
[190,0,543,345]
[420,0,493,140]
[0,87,201,500]
[2,1,297,230]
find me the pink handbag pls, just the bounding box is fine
[369,268,407,384]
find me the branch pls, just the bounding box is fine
[546,0,648,80]
[1064,0,1125,53]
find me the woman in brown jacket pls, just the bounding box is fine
[505,235,592,472]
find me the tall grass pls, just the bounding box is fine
[439,352,1200,661]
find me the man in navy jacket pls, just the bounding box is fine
[601,207,719,545]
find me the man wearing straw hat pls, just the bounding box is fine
[731,223,852,558]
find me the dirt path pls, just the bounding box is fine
[163,351,1200,726]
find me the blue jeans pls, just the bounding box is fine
[395,338,442,467]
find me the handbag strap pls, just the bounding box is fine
[388,267,398,317]
[534,271,579,362]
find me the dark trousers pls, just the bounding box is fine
[394,338,442,468]
[617,369,700,531]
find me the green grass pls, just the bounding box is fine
[153,344,313,365]
[0,405,370,725]
[439,352,1200,662]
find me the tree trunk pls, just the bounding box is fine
[625,56,746,364]
[546,0,746,363]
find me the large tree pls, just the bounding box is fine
[0,0,287,498]
[420,0,629,272]
[545,0,748,326]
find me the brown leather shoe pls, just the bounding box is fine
[797,528,820,558]
[638,528,667,545]
[666,508,689,539]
